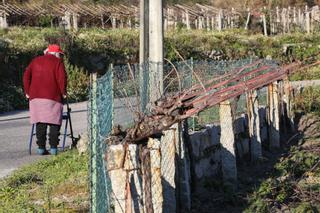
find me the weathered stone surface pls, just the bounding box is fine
[148,138,163,212]
[234,117,245,134]
[106,144,125,171]
[129,170,144,213]
[236,142,244,158]
[124,144,139,170]
[219,100,237,184]
[109,169,127,213]
[267,82,280,148]
[241,138,250,155]
[189,125,221,180]
[107,144,143,213]
[205,124,220,145]
[259,107,268,142]
[189,131,203,158]
[161,126,177,213]
[175,122,191,212]
[247,90,262,160]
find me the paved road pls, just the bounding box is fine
[0,102,88,178]
[0,98,136,179]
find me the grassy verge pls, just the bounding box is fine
[0,150,89,212]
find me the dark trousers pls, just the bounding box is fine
[36,123,60,149]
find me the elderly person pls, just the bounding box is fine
[23,44,67,155]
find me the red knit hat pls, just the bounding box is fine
[47,44,64,54]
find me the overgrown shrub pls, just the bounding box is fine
[0,83,27,113]
[65,61,89,103]
[293,86,320,115]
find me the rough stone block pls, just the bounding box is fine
[109,169,127,213]
[236,142,244,158]
[161,128,177,213]
[234,117,245,134]
[219,101,237,184]
[148,138,163,212]
[106,144,125,171]
[124,144,139,170]
[129,171,144,213]
[241,138,250,155]
[205,124,221,145]
[189,131,202,158]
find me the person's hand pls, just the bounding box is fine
[26,94,29,99]
[63,94,67,99]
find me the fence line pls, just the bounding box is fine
[89,58,297,212]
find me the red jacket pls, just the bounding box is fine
[23,54,67,103]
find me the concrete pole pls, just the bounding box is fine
[245,8,250,30]
[218,9,223,31]
[276,6,280,23]
[231,8,235,28]
[186,11,190,30]
[148,138,163,212]
[219,100,237,185]
[112,16,117,29]
[120,19,124,28]
[100,15,105,29]
[149,0,164,102]
[139,0,149,112]
[198,16,202,29]
[164,17,168,31]
[262,13,268,36]
[298,8,302,28]
[128,18,132,29]
[306,6,310,33]
[288,6,291,30]
[206,15,210,31]
[246,90,262,161]
[311,7,315,32]
[282,8,286,33]
[283,78,295,132]
[267,82,280,149]
[64,11,71,30]
[161,128,177,213]
[135,7,139,28]
[306,11,311,34]
[72,13,78,31]
[211,16,214,31]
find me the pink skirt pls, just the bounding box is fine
[29,98,63,125]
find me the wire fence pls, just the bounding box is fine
[88,58,279,212]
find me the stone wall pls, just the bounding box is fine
[105,126,191,213]
[188,106,269,181]
[105,105,272,212]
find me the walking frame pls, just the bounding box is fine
[28,99,77,155]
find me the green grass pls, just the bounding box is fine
[0,150,89,212]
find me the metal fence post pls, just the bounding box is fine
[90,72,98,213]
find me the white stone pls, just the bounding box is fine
[109,169,127,213]
[161,127,177,213]
[219,100,237,183]
[124,144,139,170]
[106,144,125,171]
